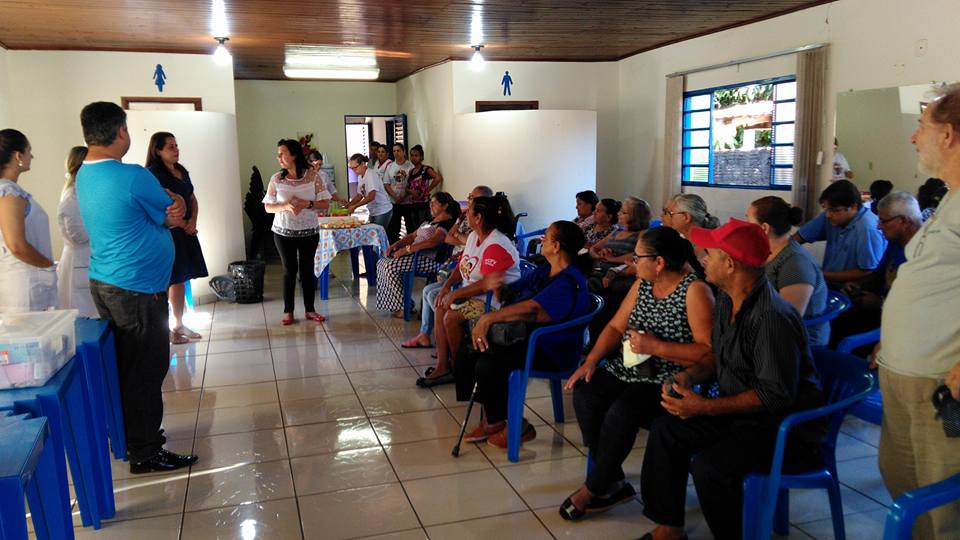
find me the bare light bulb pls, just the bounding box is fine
[470,46,485,72]
[213,38,232,66]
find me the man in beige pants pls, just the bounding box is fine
[876,83,960,539]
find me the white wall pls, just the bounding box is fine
[234,80,397,197]
[396,62,456,189]
[0,46,9,127]
[4,50,235,256]
[617,0,960,216]
[126,111,245,303]
[837,86,925,193]
[398,61,618,202]
[451,110,597,231]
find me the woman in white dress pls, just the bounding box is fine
[0,129,57,313]
[56,146,98,317]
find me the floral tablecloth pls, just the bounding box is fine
[313,223,389,277]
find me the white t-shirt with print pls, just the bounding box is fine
[458,229,521,306]
[358,168,392,217]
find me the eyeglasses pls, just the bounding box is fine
[632,253,658,263]
[348,164,360,171]
[661,207,687,217]
[879,215,904,225]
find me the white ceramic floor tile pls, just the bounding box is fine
[73,514,182,540]
[281,394,366,426]
[403,469,528,526]
[190,429,288,471]
[277,374,355,401]
[426,511,553,540]
[195,403,283,437]
[185,460,295,511]
[291,447,398,495]
[285,418,380,458]
[384,437,492,481]
[299,483,420,540]
[180,498,302,540]
[198,382,278,410]
[370,410,462,445]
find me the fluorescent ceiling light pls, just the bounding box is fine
[284,67,380,80]
[284,45,380,79]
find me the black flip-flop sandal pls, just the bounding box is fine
[559,496,587,521]
[415,371,454,388]
[423,367,435,377]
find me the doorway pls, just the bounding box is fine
[343,114,407,197]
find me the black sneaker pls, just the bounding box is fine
[130,448,199,474]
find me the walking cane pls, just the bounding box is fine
[452,381,479,457]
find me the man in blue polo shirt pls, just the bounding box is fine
[794,179,886,284]
[76,101,198,473]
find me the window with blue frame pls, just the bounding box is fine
[682,76,796,190]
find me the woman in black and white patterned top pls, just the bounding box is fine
[558,226,715,521]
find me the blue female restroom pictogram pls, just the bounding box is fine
[153,64,167,93]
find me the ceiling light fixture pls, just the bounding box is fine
[283,67,380,80]
[470,45,485,72]
[213,37,231,66]
[284,44,381,80]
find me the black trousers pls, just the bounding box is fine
[573,369,665,494]
[587,275,634,347]
[274,232,319,313]
[386,203,431,244]
[90,280,169,462]
[458,341,552,424]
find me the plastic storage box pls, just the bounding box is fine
[0,309,78,389]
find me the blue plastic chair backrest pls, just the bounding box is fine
[649,219,663,229]
[803,290,852,327]
[518,260,537,280]
[531,293,604,372]
[810,348,877,462]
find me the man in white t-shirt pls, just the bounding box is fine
[875,84,960,539]
[345,153,392,228]
[831,137,855,182]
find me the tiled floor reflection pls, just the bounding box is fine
[66,261,889,539]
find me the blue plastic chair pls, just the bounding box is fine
[0,355,115,529]
[505,293,604,462]
[883,472,960,540]
[0,413,74,540]
[649,219,663,228]
[836,328,882,425]
[75,318,127,461]
[402,246,452,321]
[741,348,876,540]
[516,227,547,257]
[803,290,852,327]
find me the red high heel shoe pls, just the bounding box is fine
[305,312,326,322]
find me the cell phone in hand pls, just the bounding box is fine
[665,374,682,399]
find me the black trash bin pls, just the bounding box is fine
[229,260,267,304]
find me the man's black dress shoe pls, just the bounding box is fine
[130,448,199,474]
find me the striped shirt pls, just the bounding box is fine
[713,275,820,417]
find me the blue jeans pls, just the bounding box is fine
[369,211,392,229]
[420,281,444,336]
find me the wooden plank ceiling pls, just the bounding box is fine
[0,1,828,81]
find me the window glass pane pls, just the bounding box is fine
[773,167,794,186]
[773,145,795,165]
[774,123,795,144]
[685,94,711,110]
[683,129,710,147]
[683,167,709,183]
[775,102,796,123]
[683,148,710,166]
[775,81,797,101]
[684,111,711,129]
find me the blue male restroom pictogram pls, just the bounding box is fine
[501,71,513,96]
[153,64,167,93]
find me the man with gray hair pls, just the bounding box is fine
[831,191,922,345]
[876,85,960,539]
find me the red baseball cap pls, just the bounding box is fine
[689,218,771,267]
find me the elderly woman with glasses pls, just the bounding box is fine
[561,226,715,521]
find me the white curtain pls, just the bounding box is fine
[793,47,828,218]
[662,75,685,207]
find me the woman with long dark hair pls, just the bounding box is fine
[406,144,444,228]
[262,139,330,326]
[461,220,594,449]
[57,145,97,317]
[562,226,714,520]
[417,195,521,387]
[376,192,460,317]
[146,132,209,342]
[0,128,57,313]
